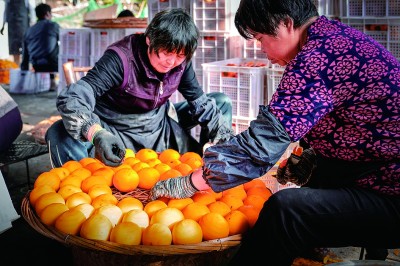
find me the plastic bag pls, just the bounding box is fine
[9,69,50,94]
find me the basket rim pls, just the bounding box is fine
[21,192,241,256]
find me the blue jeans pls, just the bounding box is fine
[46,92,232,167]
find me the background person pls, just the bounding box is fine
[149,0,400,265]
[45,8,233,168]
[20,3,60,90]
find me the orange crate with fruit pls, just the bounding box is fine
[22,148,271,265]
[0,59,18,84]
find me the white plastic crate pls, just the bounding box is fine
[241,39,266,59]
[60,28,91,57]
[90,29,126,58]
[340,17,400,60]
[147,0,191,22]
[232,116,253,134]
[340,0,400,17]
[191,0,240,33]
[266,66,285,104]
[202,58,270,118]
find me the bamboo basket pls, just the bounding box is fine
[21,190,241,265]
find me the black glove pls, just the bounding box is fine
[149,174,198,200]
[93,130,125,167]
[276,147,316,186]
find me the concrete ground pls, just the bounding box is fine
[0,86,399,265]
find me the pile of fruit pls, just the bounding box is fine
[0,59,18,84]
[29,148,272,246]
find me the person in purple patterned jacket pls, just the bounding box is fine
[149,0,400,264]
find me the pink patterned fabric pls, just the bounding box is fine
[269,16,400,196]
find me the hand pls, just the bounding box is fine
[0,27,4,35]
[149,174,198,200]
[93,130,125,167]
[276,147,316,186]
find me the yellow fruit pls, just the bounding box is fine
[34,171,61,191]
[49,167,70,180]
[117,197,144,214]
[80,213,113,241]
[158,149,180,163]
[150,207,184,230]
[137,167,160,190]
[87,184,112,200]
[113,168,139,193]
[208,201,231,217]
[91,167,115,187]
[143,200,168,218]
[91,193,118,209]
[142,223,172,246]
[225,210,250,235]
[65,192,92,209]
[124,148,135,158]
[159,169,182,181]
[110,222,142,245]
[94,205,123,227]
[69,167,92,180]
[57,185,83,200]
[55,208,87,235]
[39,203,69,226]
[182,202,210,222]
[35,192,65,215]
[81,175,108,193]
[131,162,150,173]
[198,212,229,241]
[122,209,149,229]
[180,152,202,163]
[123,157,141,168]
[135,148,158,162]
[172,219,203,245]
[154,163,171,175]
[79,157,98,167]
[29,185,55,206]
[146,158,161,167]
[62,160,83,173]
[72,203,95,219]
[59,175,83,188]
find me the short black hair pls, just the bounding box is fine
[118,9,134,18]
[144,8,199,61]
[35,3,51,20]
[235,0,319,39]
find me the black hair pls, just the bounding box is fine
[35,3,52,20]
[144,8,199,61]
[235,0,319,39]
[118,9,134,18]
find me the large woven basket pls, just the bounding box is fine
[21,191,241,265]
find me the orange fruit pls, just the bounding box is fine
[72,203,95,219]
[87,184,113,200]
[65,191,92,209]
[59,175,83,188]
[206,188,223,200]
[225,210,250,235]
[124,148,135,159]
[117,197,144,213]
[191,191,216,205]
[122,209,149,229]
[85,161,106,173]
[142,223,172,245]
[80,213,112,241]
[208,201,231,216]
[220,194,244,211]
[137,167,160,190]
[113,168,139,193]
[94,205,123,227]
[243,178,266,191]
[34,171,61,191]
[135,148,158,162]
[167,198,194,211]
[184,157,203,170]
[150,207,185,230]
[154,163,171,175]
[198,212,229,241]
[180,152,202,163]
[174,163,193,175]
[111,164,132,174]
[172,219,203,245]
[57,184,83,200]
[143,200,168,218]
[146,158,161,167]
[159,169,182,181]
[70,167,92,180]
[35,192,65,215]
[81,175,108,193]
[91,193,118,209]
[79,157,98,167]
[158,149,181,163]
[131,161,150,173]
[92,167,115,186]
[29,185,55,206]
[39,203,69,226]
[62,160,83,173]
[182,202,210,222]
[163,159,181,169]
[238,205,260,228]
[123,157,141,168]
[55,208,87,235]
[246,186,272,201]
[243,194,267,211]
[49,167,70,180]
[110,222,142,245]
[222,185,247,201]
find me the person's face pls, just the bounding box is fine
[146,37,186,73]
[254,19,301,66]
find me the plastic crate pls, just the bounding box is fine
[340,0,400,17]
[202,58,270,118]
[147,0,191,22]
[60,28,91,57]
[315,0,341,17]
[340,17,400,60]
[232,116,254,134]
[241,39,266,59]
[266,66,285,104]
[90,29,126,58]
[191,0,240,33]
